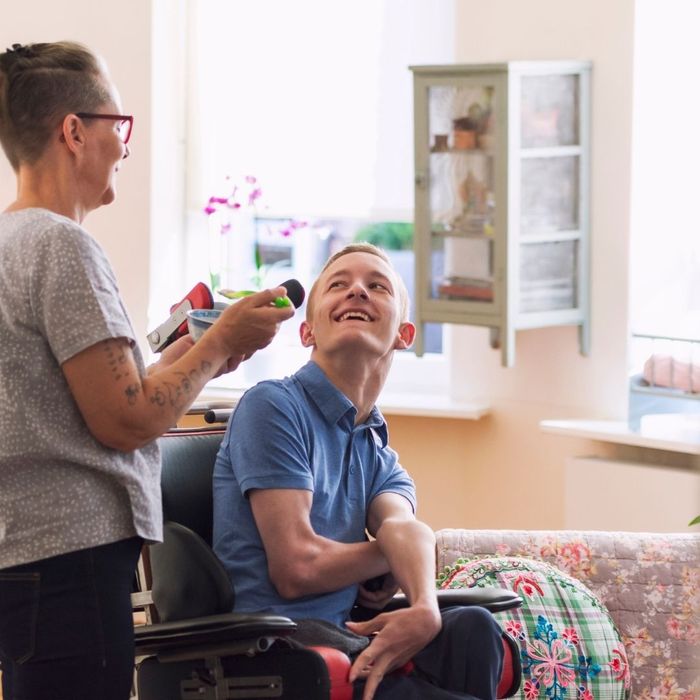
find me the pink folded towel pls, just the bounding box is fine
[643,354,700,393]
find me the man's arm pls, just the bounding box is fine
[345,492,442,700]
[248,488,392,599]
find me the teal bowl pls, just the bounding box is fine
[187,308,222,341]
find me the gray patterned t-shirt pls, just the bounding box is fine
[0,208,162,568]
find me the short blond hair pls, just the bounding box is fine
[306,242,410,322]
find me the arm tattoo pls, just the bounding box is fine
[125,384,140,406]
[140,358,214,412]
[149,381,182,408]
[175,370,192,394]
[149,386,167,407]
[103,339,130,382]
[148,370,199,410]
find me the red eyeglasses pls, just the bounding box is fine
[75,113,134,144]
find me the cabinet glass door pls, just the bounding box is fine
[428,82,497,305]
[519,240,578,313]
[518,72,582,314]
[520,156,579,234]
[520,74,580,148]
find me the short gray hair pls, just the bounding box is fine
[0,41,110,170]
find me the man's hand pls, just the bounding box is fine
[346,605,442,700]
[355,573,399,611]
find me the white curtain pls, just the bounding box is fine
[630,0,700,338]
[186,0,455,219]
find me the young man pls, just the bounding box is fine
[213,244,504,699]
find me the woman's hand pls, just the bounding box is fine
[213,353,245,377]
[146,334,194,375]
[207,286,295,360]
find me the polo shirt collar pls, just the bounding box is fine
[296,361,388,444]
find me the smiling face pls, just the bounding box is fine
[300,249,415,362]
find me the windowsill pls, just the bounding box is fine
[194,335,489,421]
[195,386,490,421]
[540,415,700,455]
[377,392,489,419]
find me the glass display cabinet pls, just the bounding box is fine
[410,61,591,366]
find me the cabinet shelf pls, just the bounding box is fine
[431,229,494,240]
[520,146,583,159]
[411,61,591,366]
[519,230,582,244]
[430,148,494,157]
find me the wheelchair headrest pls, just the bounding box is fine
[158,430,225,546]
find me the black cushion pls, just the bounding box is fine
[150,521,235,622]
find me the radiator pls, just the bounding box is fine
[564,457,700,532]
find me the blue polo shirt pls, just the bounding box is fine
[212,361,416,626]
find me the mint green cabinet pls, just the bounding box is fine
[410,62,591,366]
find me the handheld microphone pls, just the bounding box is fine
[219,278,305,309]
[279,278,305,309]
[147,279,305,353]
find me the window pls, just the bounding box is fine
[629,0,700,373]
[155,0,456,390]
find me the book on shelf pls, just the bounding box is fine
[438,276,494,302]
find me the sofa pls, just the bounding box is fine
[435,528,699,699]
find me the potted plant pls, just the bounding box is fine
[204,175,306,294]
[352,221,414,251]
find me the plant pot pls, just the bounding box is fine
[453,129,476,150]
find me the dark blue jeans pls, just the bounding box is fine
[0,537,142,700]
[354,606,504,700]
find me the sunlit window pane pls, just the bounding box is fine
[184,0,456,359]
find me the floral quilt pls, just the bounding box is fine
[438,556,630,699]
[435,529,700,700]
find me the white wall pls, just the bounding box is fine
[0,3,153,343]
[450,0,636,419]
[565,457,700,532]
[386,0,641,531]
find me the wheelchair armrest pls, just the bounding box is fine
[134,611,297,659]
[390,587,522,613]
[351,587,522,621]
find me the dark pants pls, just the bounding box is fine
[354,606,504,700]
[0,537,142,700]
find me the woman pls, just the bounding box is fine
[0,41,294,700]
